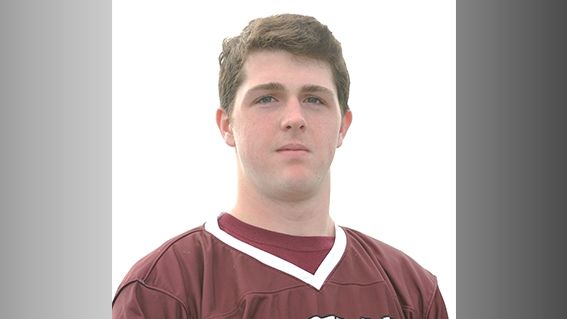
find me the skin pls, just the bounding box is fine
[216,50,352,236]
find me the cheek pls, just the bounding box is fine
[319,120,343,147]
[233,123,268,156]
[312,126,341,162]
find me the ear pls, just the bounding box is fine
[216,108,235,147]
[336,110,352,148]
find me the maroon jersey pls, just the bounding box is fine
[113,216,448,318]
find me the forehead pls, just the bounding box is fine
[240,50,335,90]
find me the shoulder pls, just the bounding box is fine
[342,227,441,317]
[113,225,212,303]
[343,226,436,278]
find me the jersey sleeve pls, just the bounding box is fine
[112,281,189,319]
[425,285,449,319]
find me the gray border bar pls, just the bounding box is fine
[457,0,566,317]
[1,1,111,318]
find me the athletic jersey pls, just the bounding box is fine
[112,215,448,319]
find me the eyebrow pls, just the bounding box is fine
[246,82,335,96]
[301,84,335,96]
[247,82,286,93]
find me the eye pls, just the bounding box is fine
[255,95,277,104]
[304,96,324,105]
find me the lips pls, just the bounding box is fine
[276,143,309,152]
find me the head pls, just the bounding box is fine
[216,14,353,203]
[218,14,350,118]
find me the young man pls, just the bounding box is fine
[113,14,448,318]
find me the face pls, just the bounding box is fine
[217,50,352,201]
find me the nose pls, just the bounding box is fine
[281,98,306,131]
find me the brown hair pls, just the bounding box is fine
[218,14,350,116]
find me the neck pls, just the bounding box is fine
[230,175,335,236]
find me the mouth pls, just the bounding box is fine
[276,143,309,152]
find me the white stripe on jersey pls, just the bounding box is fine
[204,215,347,290]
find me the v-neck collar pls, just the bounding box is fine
[204,215,347,290]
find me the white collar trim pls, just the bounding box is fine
[204,215,347,290]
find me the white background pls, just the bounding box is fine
[113,1,456,318]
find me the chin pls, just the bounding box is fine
[278,176,322,195]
